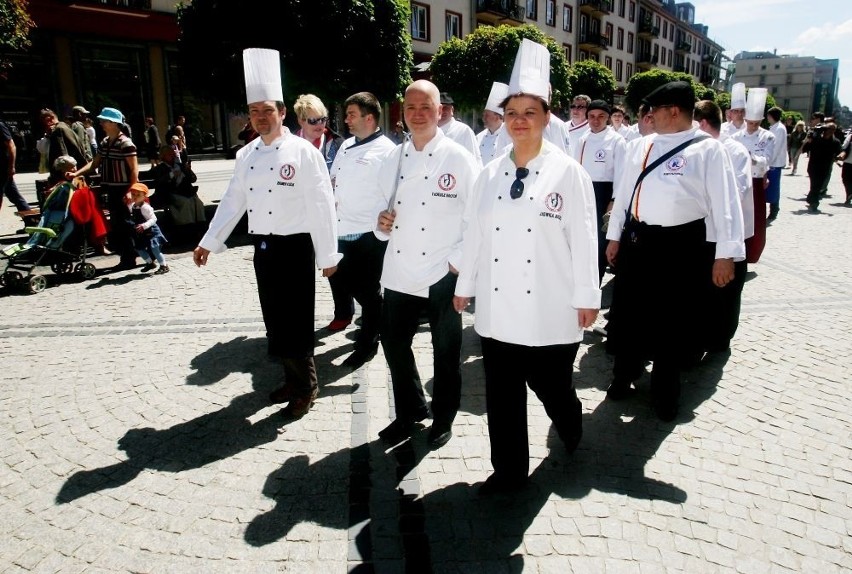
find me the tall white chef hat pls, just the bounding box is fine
[730,82,746,110]
[243,48,283,104]
[508,39,551,103]
[485,82,509,115]
[744,87,767,121]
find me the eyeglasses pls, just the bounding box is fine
[569,105,587,110]
[306,116,328,125]
[510,167,529,199]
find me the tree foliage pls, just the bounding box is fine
[624,69,703,115]
[176,0,412,111]
[0,0,35,80]
[429,24,571,112]
[567,60,616,102]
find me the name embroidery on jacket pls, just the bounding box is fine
[278,164,296,187]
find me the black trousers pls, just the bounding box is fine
[327,233,388,351]
[806,165,832,207]
[609,218,711,398]
[254,233,316,362]
[702,248,747,352]
[380,272,462,426]
[592,181,614,284]
[1,176,31,212]
[842,163,852,201]
[103,184,136,261]
[481,337,581,482]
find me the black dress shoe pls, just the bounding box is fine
[477,474,527,497]
[654,396,679,422]
[606,380,633,401]
[560,430,582,454]
[341,346,378,369]
[378,419,417,444]
[427,424,452,448]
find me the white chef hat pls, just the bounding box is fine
[508,39,551,103]
[730,82,746,110]
[485,82,509,115]
[243,48,283,104]
[745,87,767,121]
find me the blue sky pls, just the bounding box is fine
[687,0,851,107]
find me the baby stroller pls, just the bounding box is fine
[1,180,97,294]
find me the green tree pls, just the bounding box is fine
[624,69,703,115]
[567,60,616,102]
[429,24,571,112]
[176,0,412,110]
[0,0,35,80]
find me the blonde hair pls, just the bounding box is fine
[293,94,328,120]
[795,120,806,130]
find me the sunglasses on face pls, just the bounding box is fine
[510,167,529,199]
[306,116,328,126]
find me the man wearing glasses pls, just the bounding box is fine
[566,94,592,154]
[374,80,480,449]
[604,81,745,422]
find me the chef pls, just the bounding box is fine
[476,81,509,165]
[720,82,747,141]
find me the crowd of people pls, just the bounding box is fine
[3,44,848,496]
[188,44,852,497]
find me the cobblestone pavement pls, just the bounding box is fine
[0,161,850,573]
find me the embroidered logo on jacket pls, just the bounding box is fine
[595,149,607,161]
[664,156,686,175]
[540,192,564,220]
[433,173,458,198]
[278,164,296,187]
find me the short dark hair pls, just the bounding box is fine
[767,106,783,122]
[344,92,382,122]
[694,100,723,131]
[812,112,825,121]
[611,104,626,115]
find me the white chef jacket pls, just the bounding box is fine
[377,129,480,297]
[730,127,775,178]
[719,120,745,141]
[455,141,600,346]
[477,123,508,165]
[615,124,630,139]
[721,137,755,240]
[329,131,396,235]
[567,120,590,155]
[199,128,342,269]
[768,122,788,168]
[607,127,745,261]
[624,123,642,142]
[440,117,482,166]
[572,126,626,184]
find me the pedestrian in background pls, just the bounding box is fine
[194,48,341,419]
[144,117,162,167]
[1,120,36,220]
[126,182,169,274]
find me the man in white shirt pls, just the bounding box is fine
[765,106,788,221]
[194,49,341,419]
[610,104,630,138]
[476,82,508,165]
[605,81,744,421]
[572,99,626,284]
[694,100,752,353]
[328,92,397,370]
[720,82,746,141]
[566,94,591,152]
[375,80,480,448]
[623,102,653,142]
[438,92,482,166]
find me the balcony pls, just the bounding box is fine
[475,0,525,25]
[638,21,660,38]
[675,40,691,53]
[578,0,612,17]
[578,31,609,52]
[636,52,659,70]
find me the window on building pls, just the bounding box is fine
[563,4,572,32]
[563,43,572,64]
[445,11,461,41]
[629,1,635,22]
[579,50,588,61]
[772,86,778,94]
[605,23,613,45]
[627,32,634,53]
[605,56,612,71]
[619,0,626,18]
[668,51,672,66]
[546,0,556,26]
[663,21,668,38]
[616,59,623,82]
[775,64,780,69]
[617,27,624,50]
[759,74,766,85]
[626,63,633,79]
[761,64,766,70]
[527,0,538,20]
[411,2,429,41]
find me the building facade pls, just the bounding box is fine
[732,51,840,119]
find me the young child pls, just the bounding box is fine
[126,182,169,274]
